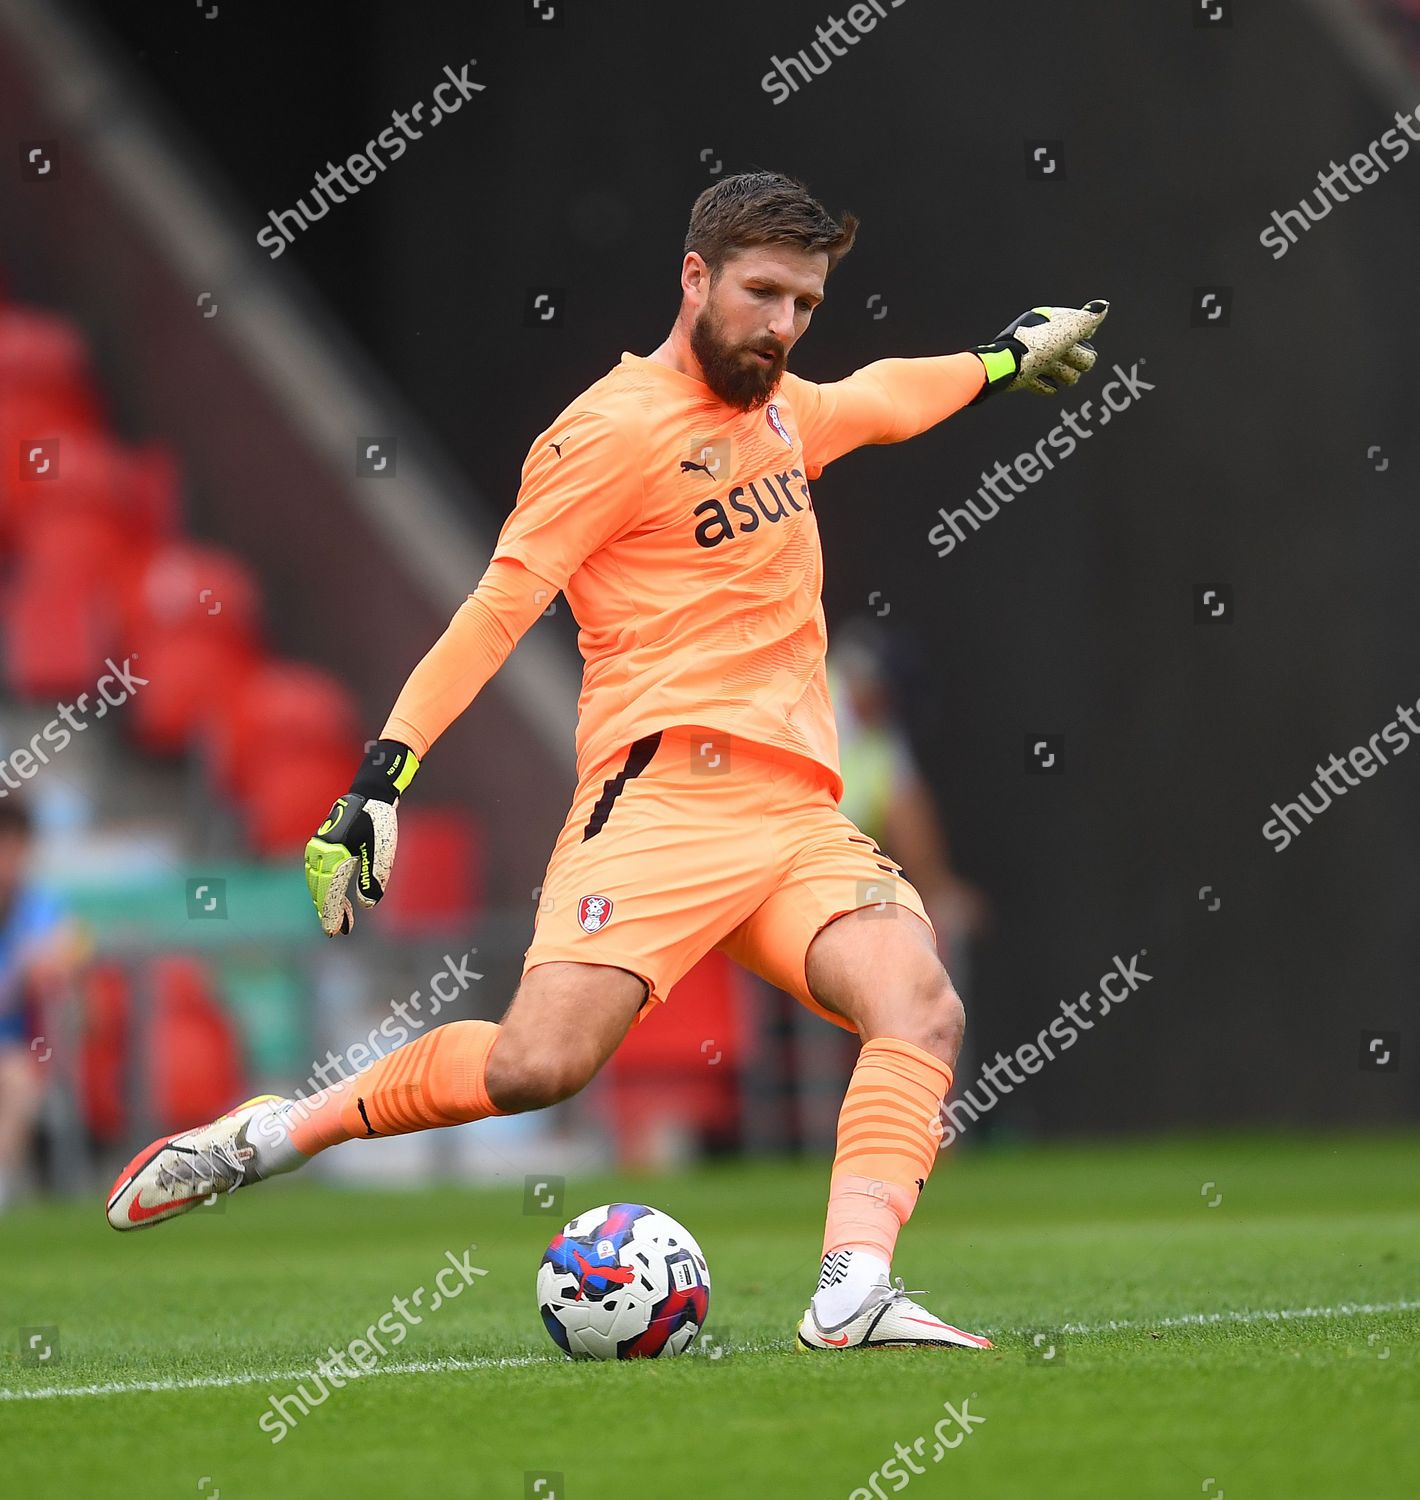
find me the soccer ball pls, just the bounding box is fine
[537,1202,711,1360]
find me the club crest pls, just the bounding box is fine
[578,894,613,932]
[765,403,793,447]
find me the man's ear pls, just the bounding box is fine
[682,251,712,307]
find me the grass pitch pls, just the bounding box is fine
[2,1131,1416,1499]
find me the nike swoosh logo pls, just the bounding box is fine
[902,1316,993,1347]
[127,1189,207,1224]
[819,1330,851,1346]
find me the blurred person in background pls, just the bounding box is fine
[827,617,989,961]
[0,796,81,1209]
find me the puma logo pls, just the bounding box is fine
[680,458,714,475]
[549,440,566,458]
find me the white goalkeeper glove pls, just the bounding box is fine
[971,299,1109,400]
[303,738,420,936]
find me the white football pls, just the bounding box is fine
[537,1202,711,1360]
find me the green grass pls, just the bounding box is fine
[2,1132,1417,1499]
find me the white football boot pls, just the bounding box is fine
[796,1274,993,1351]
[106,1094,284,1231]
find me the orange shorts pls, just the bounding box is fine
[522,726,936,1032]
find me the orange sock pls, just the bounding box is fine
[821,1036,952,1263]
[285,1019,506,1157]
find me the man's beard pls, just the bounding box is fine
[690,302,784,411]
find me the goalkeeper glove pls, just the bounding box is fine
[304,738,420,936]
[971,299,1109,401]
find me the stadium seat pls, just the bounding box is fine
[78,962,130,1143]
[0,391,102,554]
[125,541,264,754]
[1,426,134,557]
[599,951,748,1166]
[378,805,484,932]
[0,305,103,423]
[2,512,129,699]
[239,743,358,855]
[78,955,247,1140]
[206,659,360,801]
[0,307,106,551]
[147,956,248,1134]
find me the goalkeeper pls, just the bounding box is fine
[108,171,1106,1354]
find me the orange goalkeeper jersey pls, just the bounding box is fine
[483,349,984,801]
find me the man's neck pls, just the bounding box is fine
[645,325,704,383]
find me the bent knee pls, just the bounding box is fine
[485,1041,597,1113]
[878,970,965,1064]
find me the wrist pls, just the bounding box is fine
[350,738,420,802]
[968,339,1025,405]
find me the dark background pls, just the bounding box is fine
[27,0,1420,1130]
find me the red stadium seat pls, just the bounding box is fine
[379,805,484,932]
[2,513,130,699]
[147,956,247,1133]
[128,632,262,756]
[6,427,132,542]
[0,391,100,553]
[125,541,264,754]
[239,743,357,855]
[78,956,247,1140]
[78,962,130,1143]
[0,305,104,424]
[206,660,360,800]
[599,951,748,1167]
[126,538,262,642]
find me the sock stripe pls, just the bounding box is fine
[409,1038,444,1124]
[371,1048,420,1117]
[837,1130,933,1161]
[822,1038,954,1263]
[285,1020,506,1158]
[837,1117,939,1145]
[838,1118,939,1147]
[857,1040,952,1090]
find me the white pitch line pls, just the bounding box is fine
[1053,1298,1420,1336]
[0,1353,555,1403]
[2,1299,1415,1403]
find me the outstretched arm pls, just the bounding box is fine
[793,300,1110,474]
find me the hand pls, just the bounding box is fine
[304,738,419,936]
[972,299,1109,400]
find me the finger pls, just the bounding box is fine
[318,855,358,935]
[357,799,399,907]
[1022,374,1060,396]
[1045,360,1082,387]
[1082,298,1109,320]
[1061,342,1097,373]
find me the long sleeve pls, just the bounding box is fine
[380,403,644,758]
[380,555,557,758]
[784,352,986,479]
